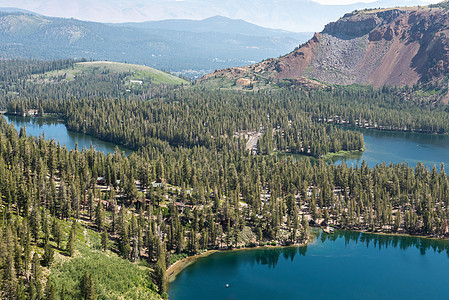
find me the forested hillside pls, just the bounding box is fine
[0,12,308,78]
[3,59,449,299]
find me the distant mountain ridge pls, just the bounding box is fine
[0,0,433,32]
[0,11,310,78]
[200,3,449,97]
[119,16,304,37]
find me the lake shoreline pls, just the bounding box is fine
[169,227,449,300]
[343,227,449,242]
[166,242,308,283]
[3,114,132,155]
[168,227,449,283]
[321,147,365,160]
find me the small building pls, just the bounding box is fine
[153,178,167,188]
[97,177,107,185]
[129,80,143,85]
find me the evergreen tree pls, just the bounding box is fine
[42,242,54,267]
[45,278,57,300]
[67,221,76,257]
[95,201,105,231]
[52,219,62,249]
[101,229,108,251]
[79,271,97,300]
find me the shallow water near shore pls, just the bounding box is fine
[6,114,449,171]
[168,230,449,300]
[282,127,449,173]
[3,114,131,155]
[331,127,449,172]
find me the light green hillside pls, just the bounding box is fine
[38,61,189,85]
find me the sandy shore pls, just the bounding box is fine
[166,250,218,282]
[166,242,309,283]
[167,228,449,284]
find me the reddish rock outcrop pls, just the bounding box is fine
[200,5,449,90]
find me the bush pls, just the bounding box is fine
[51,240,159,299]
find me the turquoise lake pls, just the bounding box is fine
[168,230,449,299]
[5,115,449,299]
[3,115,131,155]
[5,115,449,171]
[330,128,449,172]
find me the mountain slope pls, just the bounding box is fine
[0,0,432,32]
[119,15,309,39]
[38,61,189,85]
[200,4,449,92]
[0,12,309,78]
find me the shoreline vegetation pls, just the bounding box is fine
[167,226,449,285]
[321,147,366,160]
[166,225,449,291]
[166,250,217,282]
[166,242,309,283]
[345,227,449,242]
[4,60,449,300]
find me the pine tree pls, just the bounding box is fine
[16,279,26,300]
[68,221,76,257]
[153,248,167,294]
[79,271,97,300]
[42,242,54,267]
[3,250,17,299]
[30,205,41,243]
[52,219,62,249]
[95,201,105,231]
[101,229,108,251]
[31,253,40,283]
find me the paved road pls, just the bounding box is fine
[245,132,261,151]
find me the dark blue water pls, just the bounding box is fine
[6,115,449,170]
[3,115,131,155]
[331,128,449,172]
[169,231,449,300]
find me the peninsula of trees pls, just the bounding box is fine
[2,60,449,299]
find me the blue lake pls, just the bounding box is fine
[331,128,449,172]
[3,114,131,155]
[169,230,449,300]
[5,114,449,300]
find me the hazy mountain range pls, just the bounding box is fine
[201,2,449,100]
[0,0,437,32]
[0,11,312,78]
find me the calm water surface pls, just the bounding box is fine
[169,230,449,300]
[3,115,131,155]
[331,128,449,172]
[6,115,449,169]
[5,116,449,299]
[282,128,449,172]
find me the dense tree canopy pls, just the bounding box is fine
[2,60,449,299]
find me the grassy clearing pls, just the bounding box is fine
[33,61,189,85]
[50,220,160,299]
[321,147,366,160]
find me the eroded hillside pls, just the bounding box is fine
[200,4,449,93]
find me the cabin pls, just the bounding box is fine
[153,178,167,188]
[129,80,143,85]
[97,177,107,185]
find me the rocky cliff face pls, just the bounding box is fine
[200,5,449,91]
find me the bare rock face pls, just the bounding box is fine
[201,5,449,91]
[323,13,380,37]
